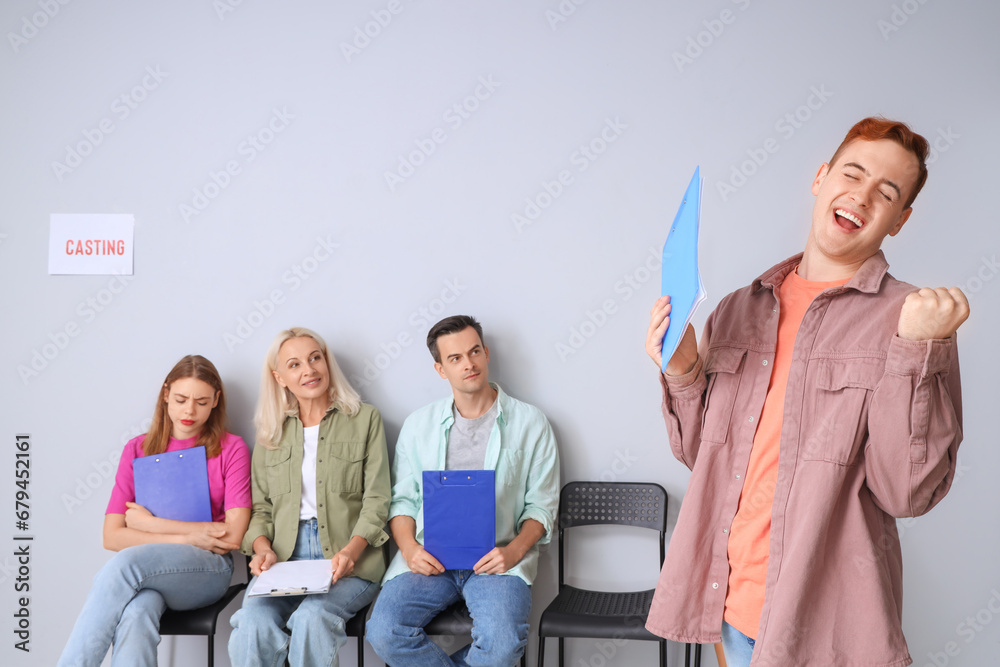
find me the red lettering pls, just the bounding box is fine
[65,240,73,255]
[75,240,84,254]
[116,240,124,255]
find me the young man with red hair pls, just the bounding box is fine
[644,117,968,666]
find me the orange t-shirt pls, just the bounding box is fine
[723,267,848,638]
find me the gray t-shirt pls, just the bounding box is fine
[445,399,498,470]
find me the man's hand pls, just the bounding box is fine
[897,287,970,341]
[646,296,699,375]
[401,543,445,576]
[473,544,524,575]
[249,548,278,576]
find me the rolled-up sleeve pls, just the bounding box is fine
[241,442,275,556]
[516,418,560,544]
[350,408,391,547]
[387,417,422,521]
[865,334,962,517]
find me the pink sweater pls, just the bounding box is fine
[107,432,251,522]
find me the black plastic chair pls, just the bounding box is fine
[158,558,248,667]
[536,481,701,667]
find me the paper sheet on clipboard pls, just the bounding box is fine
[247,559,332,597]
[660,167,707,372]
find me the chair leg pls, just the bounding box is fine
[694,643,702,667]
[521,653,527,667]
[558,636,565,667]
[537,636,545,667]
[208,634,214,667]
[659,638,666,667]
[357,633,364,667]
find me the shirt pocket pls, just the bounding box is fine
[324,441,365,494]
[496,449,523,488]
[701,347,748,444]
[802,358,884,465]
[264,447,292,496]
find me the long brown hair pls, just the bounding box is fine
[141,355,228,459]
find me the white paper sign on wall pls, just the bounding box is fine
[48,214,134,275]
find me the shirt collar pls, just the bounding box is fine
[436,382,507,427]
[753,250,890,295]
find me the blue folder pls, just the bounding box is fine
[423,470,495,570]
[660,166,707,371]
[133,446,213,522]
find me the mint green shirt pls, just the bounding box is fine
[384,383,560,585]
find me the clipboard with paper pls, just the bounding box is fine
[660,167,707,372]
[248,560,333,597]
[422,470,495,570]
[133,446,212,522]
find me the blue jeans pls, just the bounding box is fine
[228,519,378,667]
[721,620,755,667]
[58,543,233,667]
[367,570,531,667]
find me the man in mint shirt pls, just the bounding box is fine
[368,315,560,666]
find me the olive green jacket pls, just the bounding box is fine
[241,403,391,583]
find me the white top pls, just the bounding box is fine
[299,425,320,520]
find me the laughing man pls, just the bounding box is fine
[644,117,969,666]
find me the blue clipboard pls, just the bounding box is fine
[133,446,212,522]
[660,166,707,371]
[423,470,495,570]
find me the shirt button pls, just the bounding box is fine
[723,528,729,534]
[712,582,719,589]
[748,416,754,423]
[735,473,741,480]
[762,360,768,366]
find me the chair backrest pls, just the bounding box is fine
[556,482,668,587]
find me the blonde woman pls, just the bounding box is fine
[229,327,390,666]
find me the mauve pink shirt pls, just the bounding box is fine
[645,252,963,666]
[107,432,251,522]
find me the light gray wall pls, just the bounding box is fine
[1,1,997,666]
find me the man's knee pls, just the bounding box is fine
[475,622,528,667]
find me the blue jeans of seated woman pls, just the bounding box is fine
[721,620,755,667]
[57,543,233,667]
[228,519,378,667]
[367,569,532,667]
